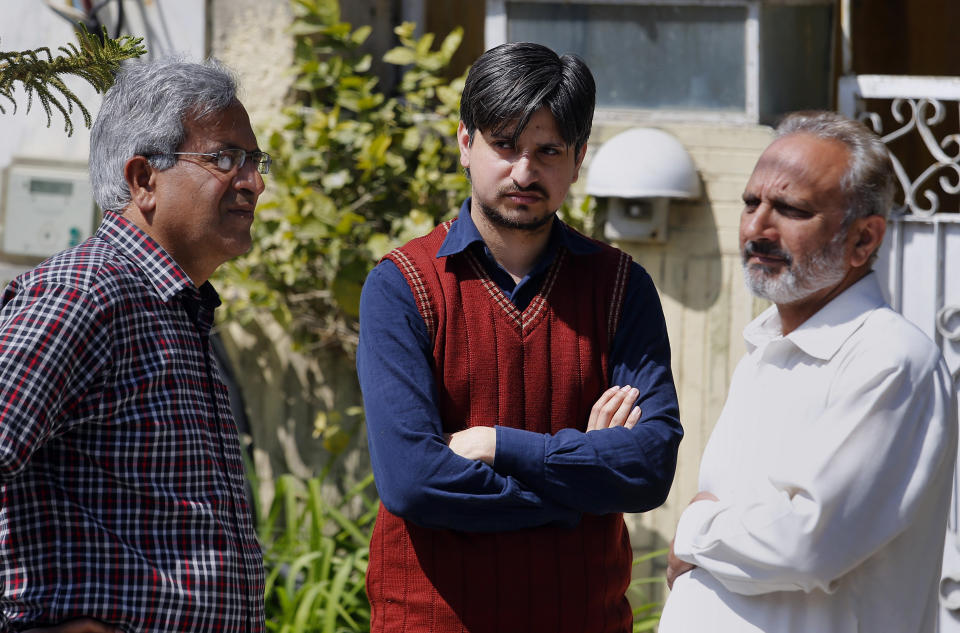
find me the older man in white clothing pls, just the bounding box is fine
[660,110,957,633]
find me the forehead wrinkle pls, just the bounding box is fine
[183,128,258,155]
[749,153,836,203]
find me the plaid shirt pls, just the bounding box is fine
[0,212,264,632]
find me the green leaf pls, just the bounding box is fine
[321,170,351,190]
[634,614,663,632]
[383,46,416,66]
[322,551,358,633]
[291,581,328,633]
[331,277,362,319]
[393,21,416,41]
[440,27,464,59]
[632,547,670,565]
[284,551,327,598]
[352,25,372,45]
[218,0,471,356]
[354,53,372,73]
[366,233,393,260]
[415,33,435,58]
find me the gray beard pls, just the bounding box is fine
[742,233,847,305]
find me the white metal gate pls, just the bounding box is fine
[839,74,960,631]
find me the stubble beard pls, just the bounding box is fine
[742,231,847,305]
[477,184,556,232]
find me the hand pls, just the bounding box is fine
[666,491,719,589]
[587,385,641,432]
[25,619,123,633]
[666,538,695,590]
[690,490,718,504]
[446,426,496,465]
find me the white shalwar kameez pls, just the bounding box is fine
[660,273,957,633]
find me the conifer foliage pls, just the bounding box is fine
[0,25,145,135]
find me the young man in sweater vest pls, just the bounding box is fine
[357,42,683,633]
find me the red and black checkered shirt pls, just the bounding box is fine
[0,211,264,632]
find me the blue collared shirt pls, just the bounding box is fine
[357,199,682,531]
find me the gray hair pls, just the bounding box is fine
[775,110,896,225]
[89,58,239,212]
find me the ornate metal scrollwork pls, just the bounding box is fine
[859,98,960,216]
[936,305,960,387]
[937,305,960,341]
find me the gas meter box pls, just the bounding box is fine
[1,161,96,260]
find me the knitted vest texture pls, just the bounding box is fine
[369,219,634,633]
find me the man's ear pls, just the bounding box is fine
[457,121,472,170]
[848,214,887,268]
[124,156,158,215]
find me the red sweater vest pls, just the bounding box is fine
[368,219,634,633]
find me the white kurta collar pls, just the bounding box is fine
[743,272,887,361]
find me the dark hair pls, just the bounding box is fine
[460,42,596,155]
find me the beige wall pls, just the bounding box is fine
[584,121,775,551]
[210,0,293,134]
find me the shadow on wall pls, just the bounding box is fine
[620,195,724,312]
[216,315,371,510]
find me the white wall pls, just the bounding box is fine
[0,0,206,272]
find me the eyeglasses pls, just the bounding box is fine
[152,148,272,174]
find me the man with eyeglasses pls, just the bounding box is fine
[0,59,268,633]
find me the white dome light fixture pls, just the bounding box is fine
[586,128,700,242]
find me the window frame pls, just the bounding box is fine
[485,0,834,124]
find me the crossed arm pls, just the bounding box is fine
[357,260,681,532]
[446,384,643,464]
[664,342,956,595]
[666,491,718,589]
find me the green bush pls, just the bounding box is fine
[629,547,669,632]
[219,0,470,357]
[255,470,666,632]
[257,472,378,633]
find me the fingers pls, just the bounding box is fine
[666,559,695,589]
[587,386,621,431]
[446,427,496,465]
[666,539,696,590]
[612,387,638,428]
[624,404,642,430]
[588,385,640,432]
[690,490,719,504]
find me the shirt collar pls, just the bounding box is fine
[435,197,600,259]
[96,211,213,303]
[744,272,887,360]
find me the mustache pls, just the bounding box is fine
[743,240,793,265]
[499,183,549,198]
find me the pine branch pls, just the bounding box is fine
[0,25,146,135]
